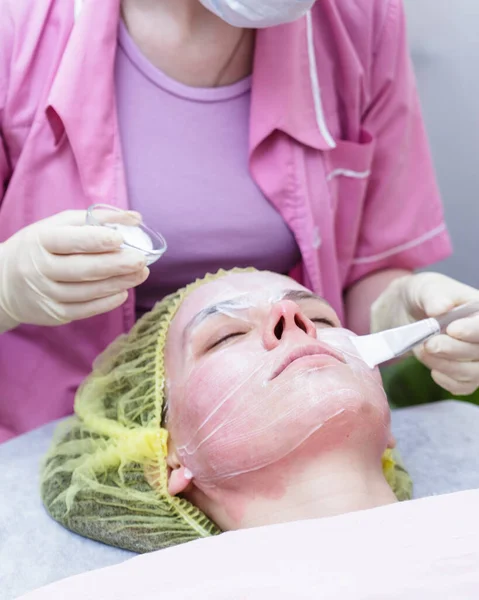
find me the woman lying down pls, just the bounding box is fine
[41,268,413,553]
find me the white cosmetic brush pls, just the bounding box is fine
[351,300,479,369]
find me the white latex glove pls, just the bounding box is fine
[371,272,479,396]
[0,210,150,330]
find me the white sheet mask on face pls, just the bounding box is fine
[167,295,390,489]
[198,0,315,28]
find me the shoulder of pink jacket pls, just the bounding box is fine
[0,0,123,208]
[251,0,400,154]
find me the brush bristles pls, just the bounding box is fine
[351,334,395,369]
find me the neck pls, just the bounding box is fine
[191,447,397,530]
[240,454,397,529]
[121,0,255,86]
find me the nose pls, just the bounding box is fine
[262,300,317,350]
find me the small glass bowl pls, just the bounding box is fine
[86,203,167,266]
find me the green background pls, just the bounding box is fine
[382,357,479,409]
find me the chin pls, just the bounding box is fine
[309,401,391,453]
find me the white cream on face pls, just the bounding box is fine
[165,273,390,489]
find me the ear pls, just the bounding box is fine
[387,433,396,449]
[168,465,193,496]
[167,447,193,496]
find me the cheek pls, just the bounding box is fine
[167,346,264,448]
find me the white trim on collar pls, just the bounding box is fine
[74,0,83,21]
[305,10,336,149]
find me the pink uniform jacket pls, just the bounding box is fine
[0,0,451,441]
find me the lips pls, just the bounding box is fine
[270,344,344,380]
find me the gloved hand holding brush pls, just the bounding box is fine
[371,272,479,396]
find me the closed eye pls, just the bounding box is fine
[207,332,246,351]
[311,317,335,328]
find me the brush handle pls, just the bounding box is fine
[393,319,440,356]
[436,300,479,332]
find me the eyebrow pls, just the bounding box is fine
[183,289,330,341]
[281,289,330,306]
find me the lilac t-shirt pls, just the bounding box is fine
[115,22,300,316]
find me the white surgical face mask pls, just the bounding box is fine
[198,0,316,28]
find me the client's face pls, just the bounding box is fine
[164,272,391,493]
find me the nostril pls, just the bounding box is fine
[294,314,307,333]
[274,316,285,340]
